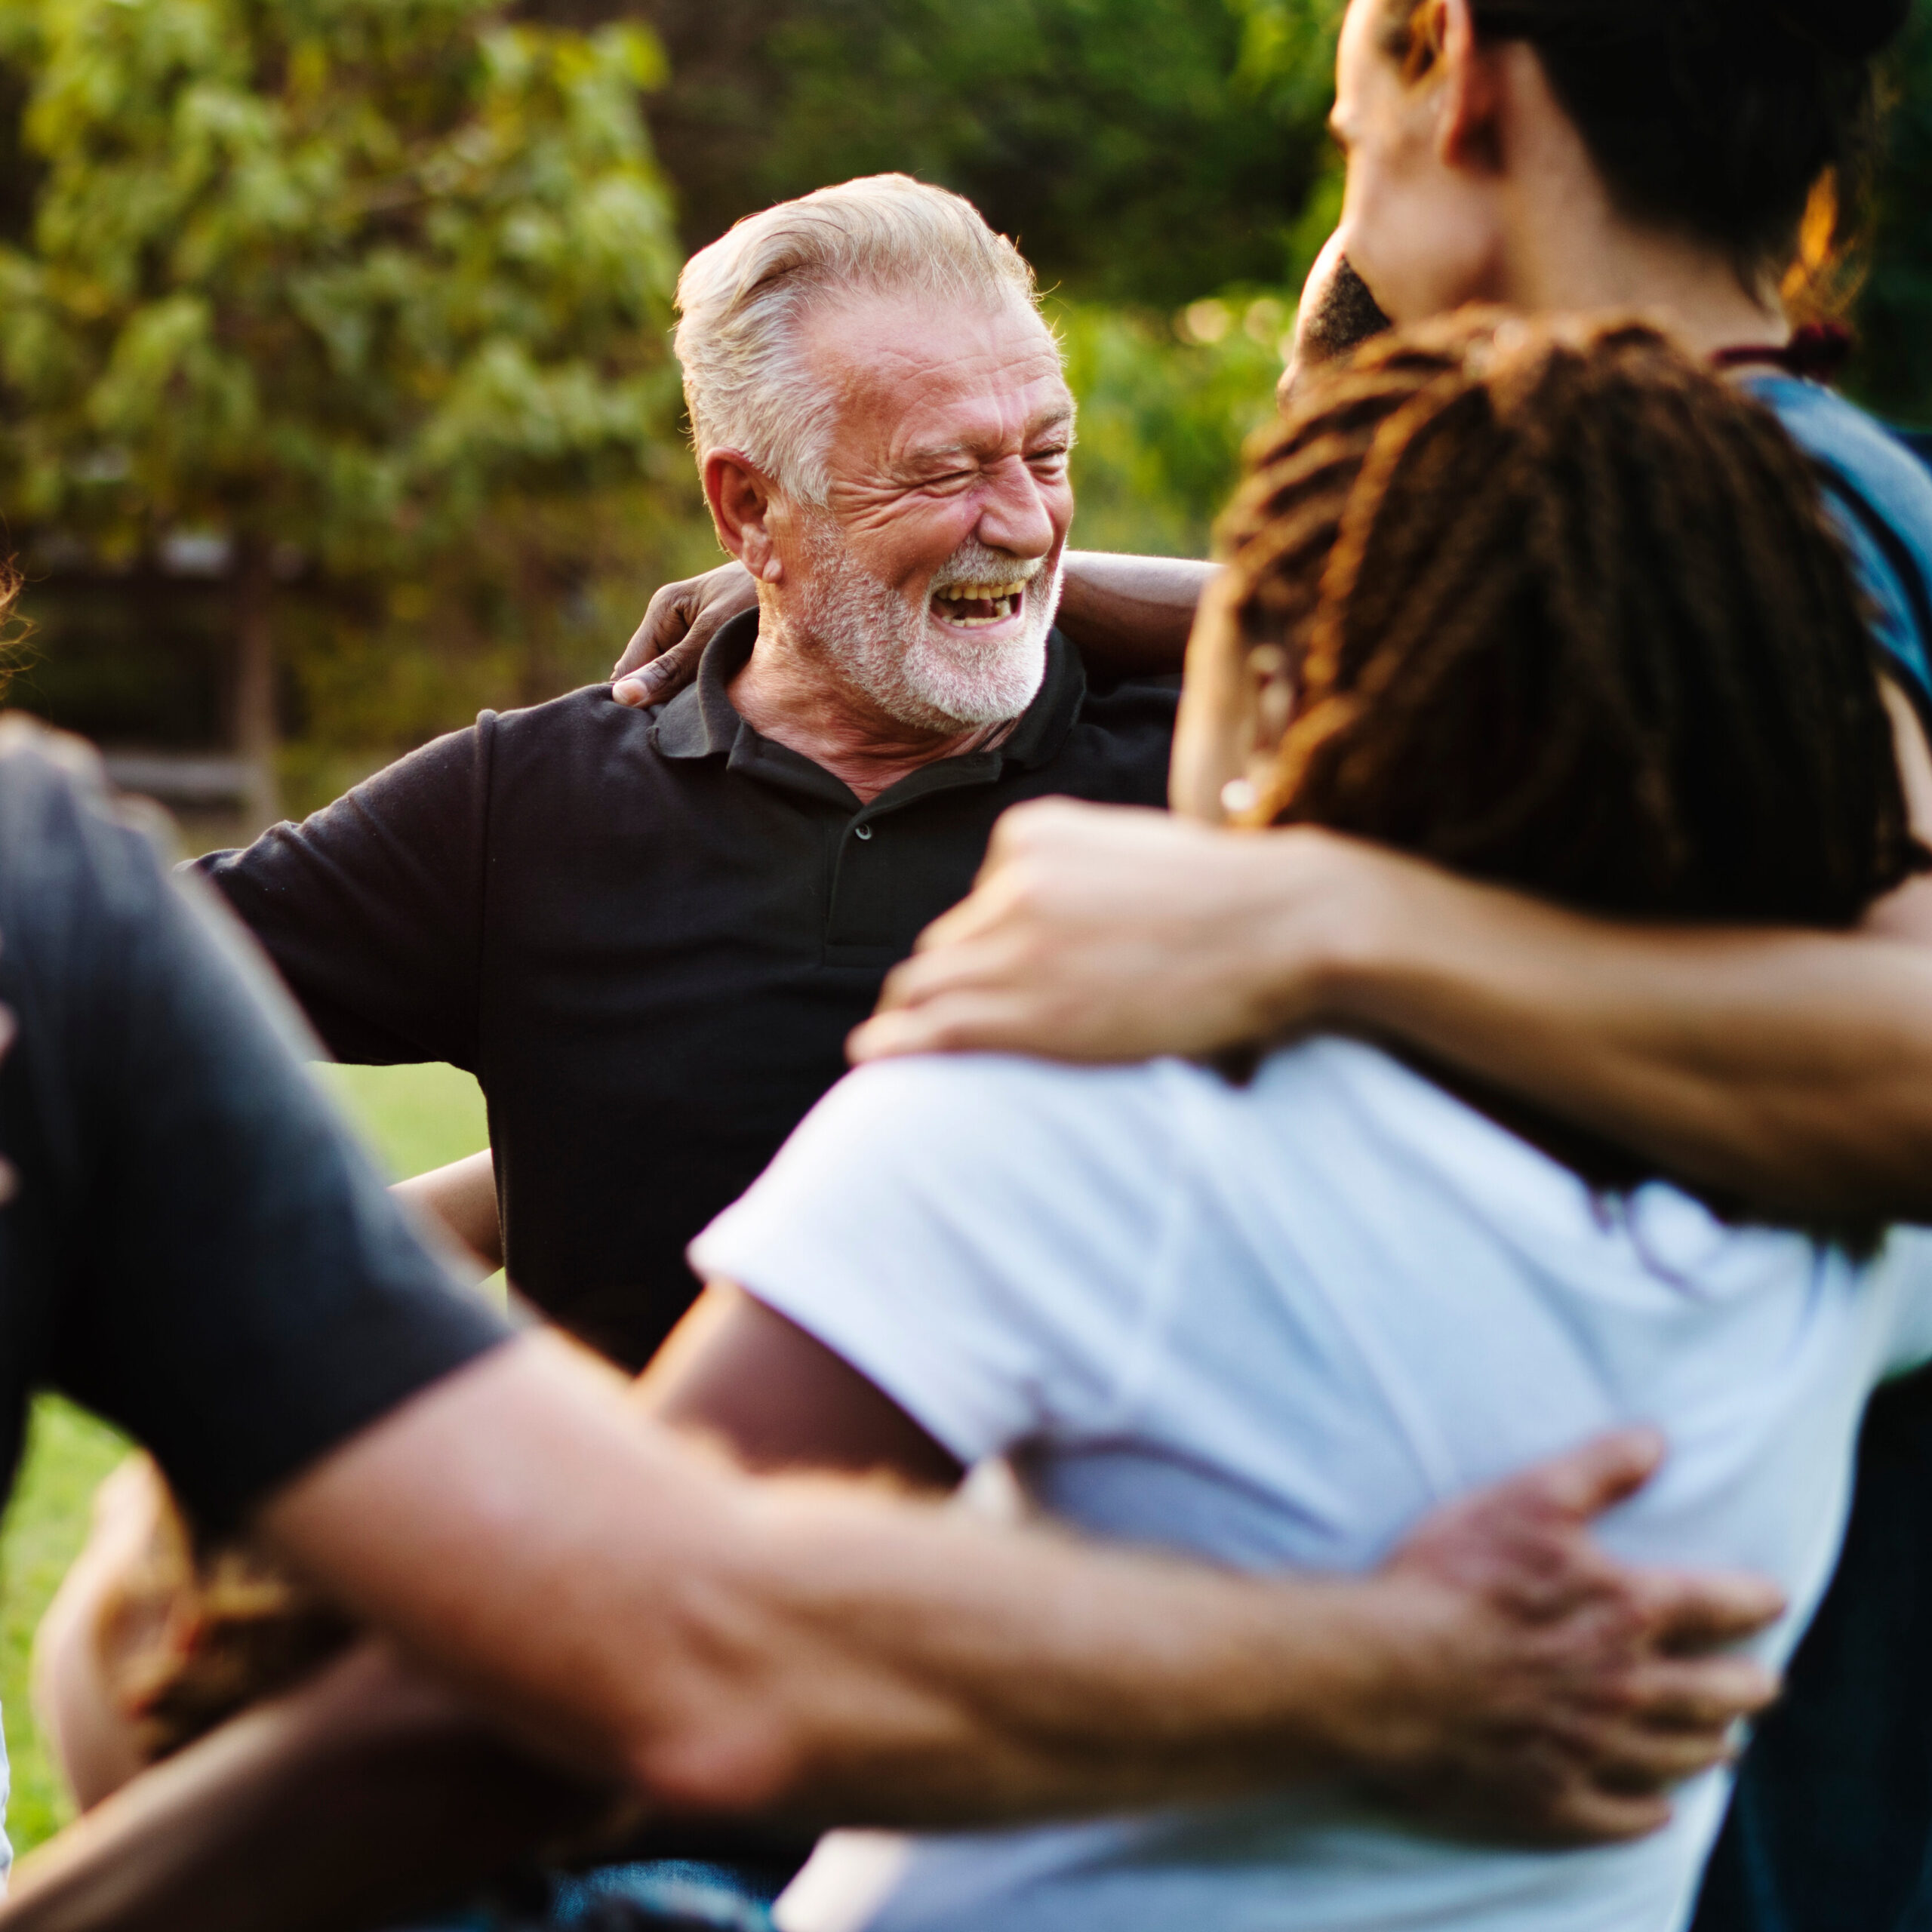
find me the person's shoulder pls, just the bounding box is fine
[798,1051,1187,1208]
[468,681,672,786]
[1238,1035,1601,1222]
[0,712,122,822]
[1752,376,1932,522]
[1046,662,1177,807]
[1073,673,1182,731]
[0,714,172,921]
[481,681,660,746]
[820,1047,1167,1131]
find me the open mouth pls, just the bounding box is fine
[931,580,1030,629]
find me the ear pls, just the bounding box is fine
[702,451,785,584]
[1434,0,1505,174]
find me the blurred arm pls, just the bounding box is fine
[0,1334,1781,1931]
[857,683,1932,1220]
[1053,552,1214,678]
[633,1281,963,1488]
[392,1149,502,1273]
[1,1644,619,1932]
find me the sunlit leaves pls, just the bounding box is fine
[0,0,682,574]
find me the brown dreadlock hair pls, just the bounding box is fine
[1217,312,1924,1238]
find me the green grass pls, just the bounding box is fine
[0,1060,488,1856]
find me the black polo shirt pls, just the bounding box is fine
[199,614,1176,1367]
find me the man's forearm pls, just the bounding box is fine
[0,1645,619,1932]
[253,1334,1388,1826]
[5,1362,1776,1930]
[1324,851,1932,1219]
[860,803,1932,1220]
[1056,552,1213,677]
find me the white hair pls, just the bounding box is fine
[674,174,1045,503]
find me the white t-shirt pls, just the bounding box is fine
[689,1038,1932,1932]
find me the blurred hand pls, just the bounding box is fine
[1353,1429,1783,1844]
[851,799,1400,1066]
[611,561,758,708]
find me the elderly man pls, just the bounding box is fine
[198,174,1172,1370]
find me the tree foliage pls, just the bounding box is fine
[0,0,683,569]
[639,0,1341,308]
[6,0,1932,779]
[1850,2,1932,423]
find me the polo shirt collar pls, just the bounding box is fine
[651,608,1088,777]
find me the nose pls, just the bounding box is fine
[973,455,1061,562]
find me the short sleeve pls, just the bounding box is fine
[0,734,509,1530]
[193,720,493,1067]
[1747,375,1932,710]
[688,1055,1183,1464]
[1820,500,1932,707]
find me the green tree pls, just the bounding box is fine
[1851,1,1932,423]
[627,0,1343,309]
[0,0,683,817]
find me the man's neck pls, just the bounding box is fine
[728,606,1015,805]
[1492,73,1788,360]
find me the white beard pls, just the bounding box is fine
[794,521,1062,732]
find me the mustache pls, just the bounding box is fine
[929,544,1051,595]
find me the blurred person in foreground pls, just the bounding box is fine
[0,545,1775,1928]
[632,312,1932,1932]
[622,5,1932,1925]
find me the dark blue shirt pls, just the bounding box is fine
[0,719,505,1531]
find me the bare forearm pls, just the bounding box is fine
[1324,852,1932,1219]
[682,1481,1404,1827]
[392,1149,501,1272]
[0,1645,617,1932]
[1057,552,1214,676]
[861,803,1932,1219]
[256,1338,1401,1827]
[229,1336,1768,1854]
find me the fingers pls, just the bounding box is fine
[613,632,705,709]
[850,991,1032,1065]
[613,581,696,683]
[611,561,758,695]
[1627,1566,1787,1654]
[1540,1786,1674,1846]
[1392,1761,1675,1848]
[1510,1426,1667,1524]
[1617,1654,1780,1732]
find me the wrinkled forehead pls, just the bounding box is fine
[799,290,1074,475]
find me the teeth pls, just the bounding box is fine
[932,581,1030,629]
[939,581,1028,601]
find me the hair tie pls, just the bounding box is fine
[1711,321,1854,383]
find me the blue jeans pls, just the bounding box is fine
[398,1858,780,1931]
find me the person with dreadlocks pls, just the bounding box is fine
[611,312,1932,1932]
[799,6,1932,1928]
